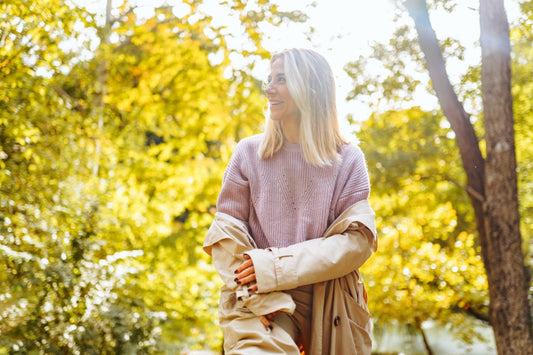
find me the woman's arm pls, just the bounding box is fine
[237,200,376,293]
[205,213,296,317]
[206,138,296,328]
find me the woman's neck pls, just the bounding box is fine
[282,120,299,143]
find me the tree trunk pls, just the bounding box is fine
[479,0,533,354]
[404,0,533,353]
[403,0,488,279]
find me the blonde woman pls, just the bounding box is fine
[204,48,377,355]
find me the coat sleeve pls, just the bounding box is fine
[245,201,376,293]
[204,139,295,315]
[204,214,296,316]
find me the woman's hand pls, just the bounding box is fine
[259,310,282,330]
[235,254,281,330]
[234,254,258,293]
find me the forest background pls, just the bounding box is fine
[0,0,531,354]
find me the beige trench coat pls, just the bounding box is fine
[203,199,377,355]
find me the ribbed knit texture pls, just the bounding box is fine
[217,134,370,249]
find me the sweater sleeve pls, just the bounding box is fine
[216,142,250,222]
[334,145,371,218]
[208,141,297,314]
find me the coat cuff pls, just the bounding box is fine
[241,290,296,316]
[246,248,298,293]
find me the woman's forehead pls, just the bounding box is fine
[271,57,284,70]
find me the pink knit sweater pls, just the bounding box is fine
[216,134,370,249]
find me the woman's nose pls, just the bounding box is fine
[264,81,275,93]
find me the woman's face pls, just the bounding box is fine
[265,57,299,124]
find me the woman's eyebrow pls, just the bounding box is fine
[267,73,285,80]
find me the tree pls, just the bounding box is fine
[1,0,307,352]
[404,0,532,353]
[479,0,532,352]
[71,1,304,349]
[357,107,490,352]
[0,1,163,352]
[347,0,533,353]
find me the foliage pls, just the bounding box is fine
[0,0,305,352]
[3,0,531,352]
[358,108,489,344]
[0,0,164,352]
[350,0,533,347]
[510,0,533,251]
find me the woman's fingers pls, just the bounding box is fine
[235,271,256,285]
[234,255,257,286]
[234,258,253,274]
[237,273,256,285]
[235,266,255,284]
[265,310,282,321]
[237,266,255,278]
[265,313,275,321]
[259,315,273,330]
[247,284,258,293]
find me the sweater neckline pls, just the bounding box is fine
[283,140,301,152]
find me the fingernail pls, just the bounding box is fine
[235,279,241,285]
[247,288,253,292]
[234,269,238,274]
[269,325,273,330]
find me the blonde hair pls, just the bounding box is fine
[258,48,347,167]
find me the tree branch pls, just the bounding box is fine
[444,176,485,204]
[452,304,491,325]
[403,0,486,201]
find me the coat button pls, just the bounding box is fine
[333,315,340,326]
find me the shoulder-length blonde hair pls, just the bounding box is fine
[258,48,346,167]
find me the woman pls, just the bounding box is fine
[203,48,377,355]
